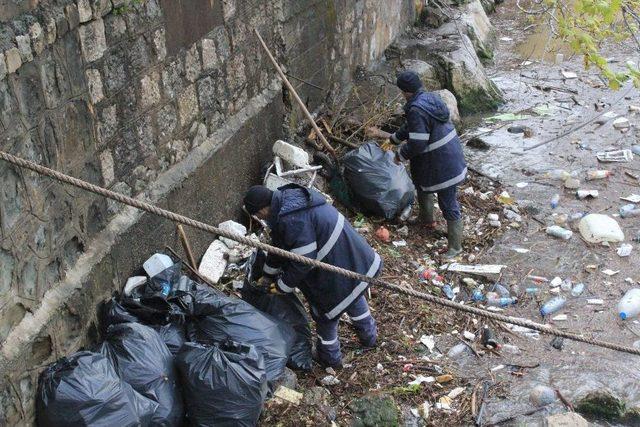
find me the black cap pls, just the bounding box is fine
[243,185,273,215]
[396,71,423,93]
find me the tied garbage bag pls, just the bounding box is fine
[176,341,268,427]
[188,288,295,385]
[100,323,184,427]
[241,251,313,371]
[101,297,139,335]
[36,351,157,427]
[342,142,415,219]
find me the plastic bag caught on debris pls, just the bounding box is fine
[188,288,295,386]
[241,251,313,371]
[176,341,268,427]
[36,351,158,427]
[100,323,183,426]
[343,142,415,219]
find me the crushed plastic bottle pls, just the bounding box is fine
[586,170,612,180]
[540,297,566,316]
[620,204,640,218]
[487,297,517,307]
[442,284,455,300]
[546,225,573,240]
[491,283,511,298]
[571,282,585,297]
[472,288,485,302]
[617,288,640,320]
[545,169,571,180]
[550,194,560,209]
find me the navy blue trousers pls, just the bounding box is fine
[420,185,461,221]
[311,295,377,367]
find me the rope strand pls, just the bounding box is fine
[1,150,639,356]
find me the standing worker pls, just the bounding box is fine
[243,184,382,369]
[367,71,467,258]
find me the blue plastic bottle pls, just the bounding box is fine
[472,288,485,302]
[540,297,566,316]
[487,297,517,307]
[442,284,455,300]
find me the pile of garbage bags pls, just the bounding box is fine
[36,251,313,426]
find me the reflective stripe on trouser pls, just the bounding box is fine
[311,296,377,366]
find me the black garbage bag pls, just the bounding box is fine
[188,288,295,385]
[342,142,415,219]
[100,323,183,427]
[36,351,158,427]
[152,322,187,356]
[176,341,268,427]
[241,251,313,371]
[101,297,140,335]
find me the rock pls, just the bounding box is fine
[218,220,247,249]
[276,367,299,390]
[198,240,229,284]
[576,391,626,421]
[622,407,640,426]
[546,412,589,427]
[78,19,107,63]
[435,0,496,60]
[5,47,22,74]
[303,386,330,406]
[351,395,400,427]
[434,89,461,124]
[529,385,556,407]
[433,34,503,114]
[401,59,439,91]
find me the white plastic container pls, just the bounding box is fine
[617,288,640,320]
[143,253,173,278]
[578,214,624,243]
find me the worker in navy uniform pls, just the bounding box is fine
[367,71,467,258]
[243,184,381,368]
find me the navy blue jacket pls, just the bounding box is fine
[263,184,381,320]
[393,90,467,192]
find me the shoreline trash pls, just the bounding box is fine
[620,204,640,218]
[586,170,611,180]
[596,149,634,162]
[578,214,624,243]
[546,225,573,240]
[440,263,506,277]
[540,297,566,317]
[617,244,633,257]
[576,190,599,200]
[618,289,640,320]
[550,194,560,209]
[571,283,585,297]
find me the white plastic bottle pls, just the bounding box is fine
[546,225,573,240]
[618,288,640,320]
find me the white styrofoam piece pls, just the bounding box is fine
[218,220,247,249]
[198,240,229,284]
[272,140,310,168]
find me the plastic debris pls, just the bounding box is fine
[552,314,568,321]
[596,149,634,162]
[617,244,633,257]
[550,193,560,209]
[274,386,303,405]
[586,170,611,180]
[123,276,147,297]
[448,387,465,399]
[576,189,599,199]
[621,194,640,203]
[561,70,577,79]
[571,283,585,296]
[546,225,573,240]
[540,297,566,316]
[273,140,310,167]
[375,226,391,242]
[620,204,640,218]
[578,214,624,243]
[408,375,435,386]
[587,299,604,305]
[618,289,640,320]
[602,269,619,276]
[199,240,229,284]
[420,335,436,353]
[436,374,454,384]
[550,277,563,288]
[321,375,341,386]
[481,326,499,348]
[612,117,630,130]
[447,343,470,358]
[463,331,476,341]
[439,263,505,277]
[392,240,408,248]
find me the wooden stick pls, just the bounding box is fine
[254,29,338,160]
[164,246,217,289]
[176,224,197,270]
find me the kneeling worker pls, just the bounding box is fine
[367,71,467,258]
[243,184,382,368]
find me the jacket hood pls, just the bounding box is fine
[269,184,326,224]
[406,90,450,123]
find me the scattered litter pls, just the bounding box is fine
[540,297,566,316]
[198,241,229,284]
[419,335,436,353]
[576,189,599,199]
[486,113,530,122]
[620,204,640,218]
[375,226,391,242]
[595,111,618,125]
[320,375,341,386]
[481,326,499,348]
[612,117,630,130]
[448,387,466,399]
[621,194,640,203]
[274,386,303,406]
[392,240,407,248]
[436,396,452,411]
[546,225,573,240]
[500,36,513,41]
[490,365,505,372]
[447,343,470,358]
[561,71,577,79]
[123,276,147,297]
[564,178,581,189]
[587,299,604,305]
[502,344,520,354]
[272,140,310,168]
[550,277,563,288]
[596,149,634,162]
[497,191,514,205]
[571,283,585,296]
[436,374,454,384]
[578,214,624,243]
[550,336,564,350]
[463,331,476,341]
[552,314,568,321]
[516,182,529,188]
[376,363,384,371]
[513,247,530,253]
[602,269,619,276]
[218,220,247,249]
[408,375,435,386]
[618,289,640,320]
[586,170,611,180]
[550,193,560,209]
[439,263,505,277]
[618,244,633,257]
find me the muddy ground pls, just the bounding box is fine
[257,1,640,426]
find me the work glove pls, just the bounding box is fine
[256,276,283,294]
[380,140,395,151]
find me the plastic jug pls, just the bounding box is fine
[540,297,566,316]
[618,288,640,320]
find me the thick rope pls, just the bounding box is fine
[1,150,639,356]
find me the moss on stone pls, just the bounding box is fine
[350,395,399,427]
[622,407,640,426]
[455,84,502,115]
[576,391,626,422]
